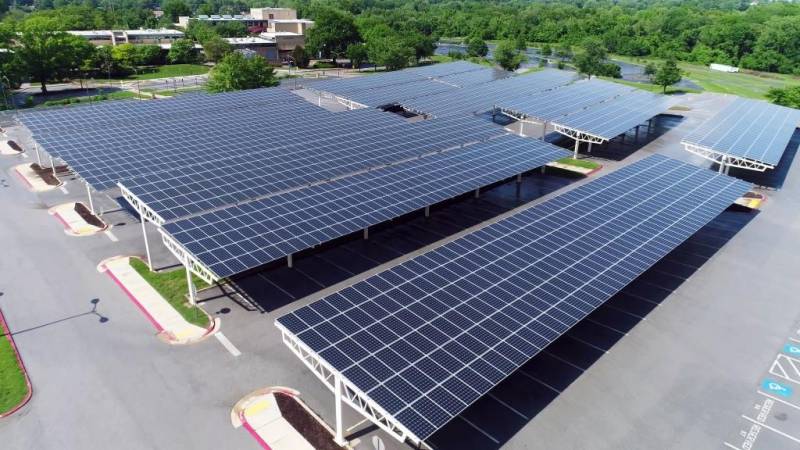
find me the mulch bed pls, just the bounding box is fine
[6,140,22,153]
[29,163,70,186]
[275,392,344,450]
[74,202,106,229]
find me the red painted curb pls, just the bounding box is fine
[103,266,165,332]
[13,167,33,189]
[0,307,32,419]
[240,411,273,450]
[52,211,70,231]
[586,164,604,176]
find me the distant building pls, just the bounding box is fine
[224,37,278,61]
[68,29,184,46]
[709,63,739,73]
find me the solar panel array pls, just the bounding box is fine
[552,89,678,140]
[499,79,634,122]
[21,87,304,134]
[681,97,800,166]
[122,116,505,221]
[305,62,506,107]
[33,98,407,190]
[399,69,577,117]
[163,134,569,277]
[276,154,750,441]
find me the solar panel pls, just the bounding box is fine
[552,89,678,140]
[400,69,576,117]
[499,79,634,122]
[162,134,569,278]
[344,79,459,107]
[122,116,506,221]
[681,97,800,167]
[35,104,407,190]
[275,154,750,441]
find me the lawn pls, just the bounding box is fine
[556,157,601,170]
[126,64,210,80]
[129,258,211,328]
[599,77,700,95]
[37,90,138,108]
[0,332,27,415]
[611,55,800,100]
[429,54,495,68]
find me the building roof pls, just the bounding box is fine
[224,37,275,45]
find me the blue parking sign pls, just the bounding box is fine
[783,344,800,356]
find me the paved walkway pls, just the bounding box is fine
[99,256,216,344]
[233,389,315,450]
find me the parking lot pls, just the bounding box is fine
[2,90,800,450]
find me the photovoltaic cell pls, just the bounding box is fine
[551,89,678,140]
[681,97,800,167]
[162,134,569,277]
[275,155,750,441]
[122,116,505,221]
[499,79,634,122]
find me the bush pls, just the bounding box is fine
[447,49,465,60]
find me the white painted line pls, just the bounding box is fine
[757,390,800,411]
[741,415,800,445]
[723,442,742,450]
[789,337,800,344]
[458,416,499,444]
[104,231,118,242]
[59,186,68,194]
[215,332,241,357]
[21,153,28,158]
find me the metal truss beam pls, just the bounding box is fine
[334,95,367,110]
[682,142,773,172]
[552,123,606,144]
[276,323,424,447]
[158,229,219,284]
[118,183,167,226]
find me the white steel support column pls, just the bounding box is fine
[49,155,56,177]
[516,173,522,183]
[424,206,430,217]
[587,142,593,154]
[363,227,369,240]
[185,263,197,306]
[287,254,293,268]
[573,140,580,159]
[334,374,346,446]
[519,120,525,137]
[86,184,95,215]
[635,125,640,141]
[474,188,480,198]
[140,212,153,270]
[719,156,726,174]
[34,143,42,166]
[541,121,548,141]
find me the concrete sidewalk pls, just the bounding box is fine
[99,256,218,344]
[232,388,316,450]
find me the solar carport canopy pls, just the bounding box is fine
[552,89,678,140]
[275,155,749,442]
[162,134,569,278]
[499,79,634,122]
[681,97,800,168]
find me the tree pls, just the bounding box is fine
[292,46,310,68]
[202,36,232,63]
[573,37,608,79]
[168,39,197,64]
[515,33,527,51]
[494,40,526,71]
[644,62,658,76]
[214,21,248,38]
[540,44,552,56]
[405,33,436,63]
[346,43,368,69]
[162,0,191,23]
[305,7,360,64]
[652,58,682,93]
[207,52,279,93]
[15,17,95,95]
[766,86,800,109]
[367,35,413,71]
[466,36,488,58]
[112,43,142,73]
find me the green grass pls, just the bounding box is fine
[429,54,495,68]
[130,258,211,328]
[36,90,138,108]
[611,54,800,100]
[0,332,28,414]
[599,76,700,95]
[556,157,601,170]
[126,64,209,80]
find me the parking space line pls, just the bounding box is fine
[741,415,800,445]
[457,416,499,444]
[214,332,241,357]
[59,186,68,194]
[586,317,628,336]
[487,393,528,420]
[723,441,742,450]
[757,390,800,411]
[543,349,588,372]
[517,369,562,394]
[789,337,800,344]
[21,153,28,158]
[562,333,610,354]
[104,231,118,242]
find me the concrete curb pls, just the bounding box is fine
[0,307,32,419]
[13,163,61,192]
[97,255,219,346]
[48,202,108,237]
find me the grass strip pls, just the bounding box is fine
[0,332,27,415]
[129,258,210,328]
[126,64,209,80]
[556,157,601,170]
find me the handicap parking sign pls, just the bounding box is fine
[762,379,793,398]
[783,344,800,356]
